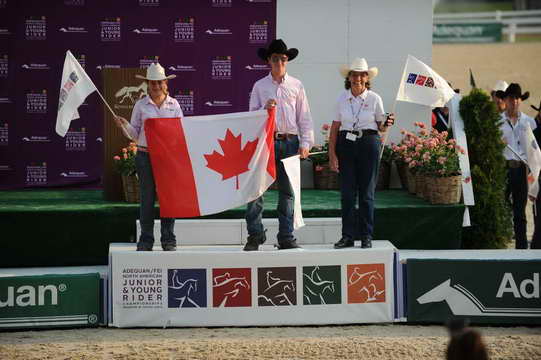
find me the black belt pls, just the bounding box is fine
[274,133,298,141]
[506,159,524,169]
[340,129,378,136]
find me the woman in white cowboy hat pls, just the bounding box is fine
[114,63,182,251]
[328,58,395,249]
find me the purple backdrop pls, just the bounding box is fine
[0,0,276,189]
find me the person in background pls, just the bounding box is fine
[114,63,182,251]
[243,39,314,251]
[530,99,541,249]
[492,80,508,114]
[500,83,535,249]
[446,319,489,360]
[328,58,394,249]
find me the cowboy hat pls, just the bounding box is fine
[501,83,530,101]
[257,39,298,62]
[135,62,176,80]
[532,99,541,112]
[339,58,378,79]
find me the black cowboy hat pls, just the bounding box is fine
[532,99,541,112]
[257,39,298,62]
[499,83,530,101]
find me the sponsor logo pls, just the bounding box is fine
[407,73,436,89]
[433,25,484,37]
[96,64,121,70]
[212,268,251,307]
[115,82,147,105]
[212,0,232,7]
[64,0,85,5]
[66,128,86,151]
[211,56,232,80]
[58,70,80,112]
[132,28,161,35]
[96,137,103,142]
[168,269,207,308]
[22,135,51,143]
[205,28,232,35]
[0,122,7,146]
[26,162,47,185]
[205,100,232,107]
[0,0,6,8]
[246,0,272,2]
[139,0,159,6]
[121,268,164,308]
[258,267,297,306]
[59,26,88,33]
[174,90,194,115]
[100,18,121,42]
[347,264,386,303]
[249,20,268,44]
[0,164,12,171]
[174,17,194,42]
[25,16,47,40]
[417,274,541,317]
[26,90,47,114]
[0,28,11,36]
[168,65,196,72]
[60,171,88,178]
[0,55,7,77]
[139,56,159,69]
[0,283,66,308]
[303,266,341,305]
[21,63,50,70]
[0,97,12,104]
[245,64,269,71]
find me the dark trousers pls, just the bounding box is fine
[506,164,528,249]
[531,179,541,249]
[135,152,176,247]
[337,132,381,240]
[246,136,299,242]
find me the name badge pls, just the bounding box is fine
[346,132,357,142]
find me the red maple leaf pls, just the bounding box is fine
[204,129,259,189]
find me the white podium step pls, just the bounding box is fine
[136,218,343,245]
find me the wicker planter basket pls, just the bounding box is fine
[314,163,339,190]
[415,173,426,199]
[396,162,409,190]
[121,175,140,203]
[406,169,416,194]
[376,161,391,191]
[428,175,462,204]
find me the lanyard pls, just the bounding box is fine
[349,97,364,130]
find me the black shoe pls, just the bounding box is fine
[243,230,267,251]
[361,237,372,249]
[136,242,153,251]
[162,243,177,251]
[276,239,301,250]
[334,237,354,249]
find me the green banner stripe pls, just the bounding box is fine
[0,320,89,327]
[0,315,89,323]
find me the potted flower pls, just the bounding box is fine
[310,123,339,189]
[113,142,139,202]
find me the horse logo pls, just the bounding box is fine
[303,266,340,305]
[417,279,541,317]
[168,269,206,308]
[115,82,147,104]
[212,269,251,307]
[258,268,296,306]
[347,264,386,303]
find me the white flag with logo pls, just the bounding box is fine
[282,155,305,230]
[56,50,97,137]
[521,124,541,198]
[396,55,456,108]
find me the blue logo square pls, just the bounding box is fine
[168,269,207,308]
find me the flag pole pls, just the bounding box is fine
[378,100,397,162]
[94,86,135,141]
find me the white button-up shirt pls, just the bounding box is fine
[500,111,536,161]
[335,89,385,131]
[125,95,183,147]
[249,73,314,149]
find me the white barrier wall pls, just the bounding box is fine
[109,242,396,327]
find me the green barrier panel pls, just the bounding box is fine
[433,23,503,43]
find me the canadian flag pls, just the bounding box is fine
[145,109,276,217]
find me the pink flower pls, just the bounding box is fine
[464,176,471,183]
[113,155,121,161]
[322,124,330,131]
[123,153,128,160]
[122,148,127,153]
[405,157,412,163]
[438,156,447,164]
[418,122,426,129]
[423,152,430,161]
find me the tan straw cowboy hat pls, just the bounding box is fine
[339,58,378,79]
[135,62,176,80]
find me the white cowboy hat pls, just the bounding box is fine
[135,62,176,81]
[492,80,508,92]
[339,58,378,79]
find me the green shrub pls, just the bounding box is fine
[459,88,512,248]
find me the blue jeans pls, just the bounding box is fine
[135,152,176,247]
[246,136,299,242]
[337,132,381,240]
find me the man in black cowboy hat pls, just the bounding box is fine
[499,83,537,249]
[243,39,314,251]
[530,99,541,249]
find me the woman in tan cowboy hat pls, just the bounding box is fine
[328,58,395,249]
[114,63,181,251]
